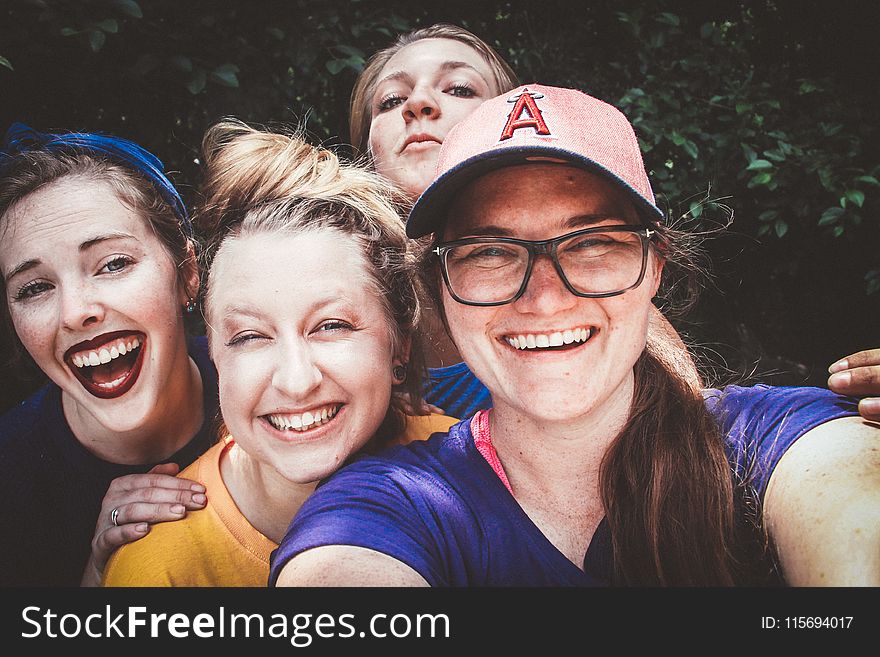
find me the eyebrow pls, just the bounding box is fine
[376,61,489,89]
[4,232,137,284]
[450,215,625,239]
[79,232,137,251]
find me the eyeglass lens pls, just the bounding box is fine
[443,229,646,304]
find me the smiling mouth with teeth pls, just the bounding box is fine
[505,327,594,351]
[265,405,342,433]
[64,331,146,399]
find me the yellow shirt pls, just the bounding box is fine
[103,413,458,587]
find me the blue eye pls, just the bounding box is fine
[100,256,133,274]
[13,280,53,301]
[316,320,354,333]
[377,94,404,112]
[447,84,475,98]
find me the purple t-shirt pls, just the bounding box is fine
[268,385,858,587]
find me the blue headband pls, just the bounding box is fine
[0,122,191,236]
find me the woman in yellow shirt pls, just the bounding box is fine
[103,120,453,586]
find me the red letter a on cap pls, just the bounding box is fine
[500,90,551,141]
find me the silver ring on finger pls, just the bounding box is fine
[110,507,120,527]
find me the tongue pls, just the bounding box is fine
[90,351,135,385]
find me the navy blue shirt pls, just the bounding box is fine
[270,385,858,586]
[0,336,219,586]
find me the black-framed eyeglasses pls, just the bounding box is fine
[433,225,654,307]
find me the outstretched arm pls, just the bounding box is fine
[276,545,429,587]
[763,415,880,586]
[828,349,880,422]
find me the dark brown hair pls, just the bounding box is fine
[419,218,765,585]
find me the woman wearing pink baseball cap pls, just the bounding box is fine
[271,84,879,586]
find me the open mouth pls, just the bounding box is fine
[504,327,595,352]
[64,331,146,399]
[263,404,342,434]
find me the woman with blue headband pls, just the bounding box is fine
[0,123,217,586]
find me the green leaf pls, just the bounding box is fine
[0,55,12,71]
[669,131,685,146]
[210,64,240,88]
[187,68,206,95]
[818,207,844,226]
[96,19,118,33]
[60,27,79,36]
[856,175,880,186]
[762,149,785,162]
[325,59,345,75]
[757,224,770,237]
[682,140,698,159]
[746,159,773,171]
[657,12,680,26]
[747,172,772,188]
[114,0,143,18]
[336,44,364,58]
[741,143,757,163]
[774,219,788,238]
[845,190,865,207]
[758,210,778,222]
[832,226,844,237]
[89,30,106,51]
[798,80,818,94]
[689,201,703,218]
[735,102,752,115]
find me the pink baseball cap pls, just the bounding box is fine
[406,83,664,238]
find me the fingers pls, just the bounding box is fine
[109,501,192,527]
[858,398,880,423]
[90,522,151,572]
[828,364,880,397]
[829,349,880,373]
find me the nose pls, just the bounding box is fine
[514,255,579,315]
[402,84,440,122]
[59,281,105,331]
[272,337,323,400]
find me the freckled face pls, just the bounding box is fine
[368,38,498,200]
[0,177,192,433]
[440,165,663,426]
[206,229,400,484]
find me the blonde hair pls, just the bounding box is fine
[196,119,426,442]
[349,23,520,157]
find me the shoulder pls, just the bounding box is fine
[0,384,55,442]
[706,384,860,496]
[0,384,65,477]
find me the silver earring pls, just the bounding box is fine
[185,298,197,313]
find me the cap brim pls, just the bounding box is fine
[406,144,665,238]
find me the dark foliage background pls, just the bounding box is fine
[1,0,878,413]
